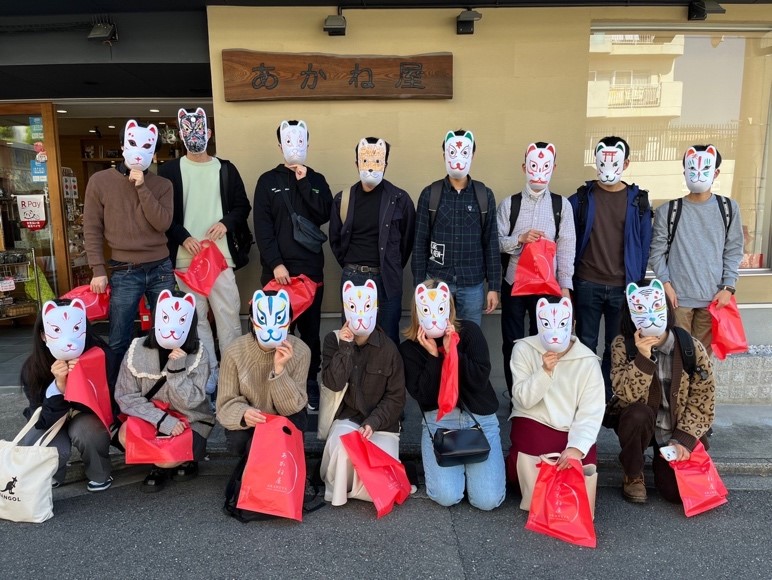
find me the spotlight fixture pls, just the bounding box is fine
[56,109,67,114]
[149,108,160,113]
[688,1,726,21]
[88,19,117,42]
[457,10,482,35]
[323,11,346,36]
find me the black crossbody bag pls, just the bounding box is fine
[423,400,491,468]
[278,188,327,254]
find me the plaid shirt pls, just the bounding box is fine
[412,177,501,292]
[497,188,576,288]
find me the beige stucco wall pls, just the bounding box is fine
[207,5,772,313]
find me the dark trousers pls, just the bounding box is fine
[616,402,680,503]
[340,266,402,346]
[573,278,625,401]
[224,409,308,457]
[501,282,548,389]
[291,284,324,385]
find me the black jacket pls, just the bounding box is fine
[329,179,416,300]
[160,157,252,270]
[253,164,332,284]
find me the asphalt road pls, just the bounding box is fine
[2,458,771,580]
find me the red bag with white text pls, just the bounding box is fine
[124,401,194,464]
[264,274,319,321]
[671,441,728,517]
[512,238,562,297]
[525,457,597,548]
[340,431,412,518]
[61,285,111,321]
[64,347,114,431]
[708,297,748,360]
[175,241,228,297]
[237,414,306,521]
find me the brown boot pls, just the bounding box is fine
[623,474,647,503]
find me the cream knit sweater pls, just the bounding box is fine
[216,333,310,430]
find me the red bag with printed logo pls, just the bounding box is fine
[708,297,748,360]
[175,241,228,297]
[264,274,319,321]
[237,414,306,521]
[64,347,114,431]
[670,442,728,517]
[340,431,412,518]
[124,401,194,464]
[512,238,562,297]
[61,285,110,321]
[525,456,597,548]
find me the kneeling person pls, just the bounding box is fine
[217,288,310,456]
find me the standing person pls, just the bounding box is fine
[116,290,214,493]
[411,129,500,326]
[217,288,310,456]
[320,279,406,507]
[254,120,333,410]
[498,142,575,391]
[649,145,743,355]
[609,279,715,504]
[160,107,251,401]
[569,136,652,400]
[84,119,175,361]
[399,280,505,511]
[329,137,416,345]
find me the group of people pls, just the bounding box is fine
[17,110,740,516]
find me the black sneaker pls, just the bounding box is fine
[140,468,169,493]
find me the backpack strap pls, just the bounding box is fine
[471,180,489,230]
[144,375,168,401]
[665,198,683,263]
[339,186,355,224]
[576,184,590,238]
[715,194,733,238]
[549,192,562,241]
[508,193,522,236]
[631,186,650,219]
[428,179,444,229]
[671,326,696,377]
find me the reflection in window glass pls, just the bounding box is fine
[587,31,772,269]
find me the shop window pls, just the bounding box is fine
[587,30,772,270]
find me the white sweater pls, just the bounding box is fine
[509,336,605,456]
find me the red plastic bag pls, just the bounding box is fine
[671,441,728,517]
[512,238,562,297]
[124,401,194,465]
[436,332,461,421]
[138,297,152,331]
[64,347,114,431]
[340,431,412,518]
[525,457,597,548]
[708,297,748,360]
[237,414,306,521]
[175,241,228,297]
[264,274,319,321]
[61,285,111,321]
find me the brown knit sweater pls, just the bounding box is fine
[216,333,310,430]
[84,166,174,277]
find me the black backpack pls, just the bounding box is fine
[665,194,733,263]
[622,325,706,379]
[223,455,325,523]
[221,160,254,271]
[575,182,650,243]
[500,192,563,275]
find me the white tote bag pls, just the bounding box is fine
[0,407,67,523]
[317,331,348,440]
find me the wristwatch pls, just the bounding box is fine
[718,285,736,295]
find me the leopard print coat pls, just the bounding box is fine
[610,333,715,450]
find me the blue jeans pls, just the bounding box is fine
[421,408,506,511]
[341,267,402,346]
[573,277,625,401]
[447,282,484,327]
[108,258,176,361]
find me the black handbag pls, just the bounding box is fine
[279,188,327,254]
[424,402,491,468]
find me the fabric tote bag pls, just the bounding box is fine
[512,238,562,297]
[0,408,68,523]
[317,331,347,440]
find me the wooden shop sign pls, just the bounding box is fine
[222,50,453,101]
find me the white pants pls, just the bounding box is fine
[175,267,243,379]
[320,419,400,506]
